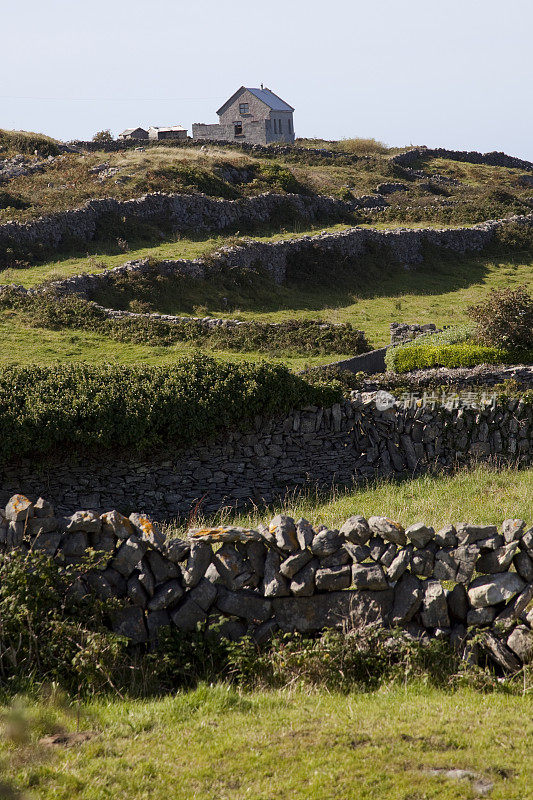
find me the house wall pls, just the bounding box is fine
[218,89,270,126]
[266,110,295,144]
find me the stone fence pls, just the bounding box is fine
[2,393,531,520]
[3,493,532,671]
[391,146,533,173]
[7,212,533,300]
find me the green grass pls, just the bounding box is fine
[183,465,533,533]
[2,684,532,800]
[0,313,345,370]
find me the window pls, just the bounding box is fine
[273,119,277,133]
[278,119,283,133]
[234,122,243,136]
[239,103,249,115]
[288,118,292,134]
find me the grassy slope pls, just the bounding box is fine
[2,685,532,800]
[180,465,533,533]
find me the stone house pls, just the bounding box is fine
[118,127,148,141]
[148,125,188,141]
[192,86,295,145]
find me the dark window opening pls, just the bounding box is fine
[239,103,249,115]
[234,122,243,136]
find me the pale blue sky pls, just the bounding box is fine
[2,0,533,158]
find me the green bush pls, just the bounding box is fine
[386,342,524,373]
[468,286,533,352]
[0,129,61,157]
[0,356,341,461]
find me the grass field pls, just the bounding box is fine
[179,465,533,534]
[2,684,532,800]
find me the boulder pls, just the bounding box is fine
[273,589,393,633]
[129,513,165,549]
[187,526,262,544]
[262,550,290,597]
[147,579,183,611]
[112,606,147,644]
[468,573,525,609]
[433,549,458,582]
[507,626,533,663]
[34,497,54,518]
[112,535,148,577]
[183,541,212,588]
[315,565,351,591]
[145,550,180,584]
[421,580,450,629]
[466,607,496,626]
[494,584,533,629]
[351,563,388,591]
[476,542,519,574]
[368,537,388,561]
[434,525,457,548]
[171,598,207,632]
[405,523,434,549]
[290,559,318,597]
[481,632,521,672]
[188,578,218,611]
[387,546,412,582]
[165,537,191,563]
[380,543,398,568]
[5,494,34,523]
[456,523,497,545]
[339,515,370,545]
[127,575,148,608]
[502,519,526,544]
[101,510,134,540]
[216,587,272,623]
[310,529,343,557]
[513,551,533,582]
[392,573,423,625]
[296,518,315,549]
[343,542,371,563]
[410,547,435,578]
[66,510,101,534]
[453,544,480,583]
[368,516,406,545]
[280,549,313,579]
[268,515,298,552]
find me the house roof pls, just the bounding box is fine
[120,127,146,135]
[149,125,187,132]
[217,86,294,116]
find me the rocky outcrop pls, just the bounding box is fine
[3,492,532,672]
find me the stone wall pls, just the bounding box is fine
[2,394,531,520]
[390,322,440,345]
[7,211,532,299]
[391,146,533,173]
[3,493,532,671]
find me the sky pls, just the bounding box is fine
[2,0,533,159]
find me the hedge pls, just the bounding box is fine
[386,342,530,373]
[0,358,341,461]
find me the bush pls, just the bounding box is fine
[494,221,533,252]
[468,286,533,352]
[386,342,522,373]
[92,130,113,142]
[0,129,60,157]
[0,356,341,461]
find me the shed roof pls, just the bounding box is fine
[120,127,147,135]
[149,125,187,132]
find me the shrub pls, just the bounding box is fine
[468,286,533,352]
[386,342,521,373]
[494,221,533,252]
[0,356,341,461]
[92,130,113,142]
[0,129,61,157]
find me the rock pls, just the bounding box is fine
[513,551,533,582]
[343,542,371,563]
[315,565,351,591]
[32,531,61,556]
[146,609,171,642]
[368,537,388,561]
[101,567,127,597]
[5,494,34,523]
[127,575,148,607]
[268,515,298,552]
[262,550,289,597]
[212,543,254,590]
[183,541,212,588]
[476,542,519,573]
[456,523,497,545]
[145,550,179,584]
[482,632,521,672]
[319,548,351,568]
[406,523,435,549]
[280,550,313,578]
[421,580,450,628]
[148,579,183,611]
[66,510,101,534]
[351,563,388,591]
[477,534,504,551]
[187,526,262,543]
[502,519,526,543]
[138,562,155,597]
[520,528,533,555]
[4,521,24,548]
[452,544,480,583]
[129,513,165,549]
[112,536,148,577]
[433,549,458,581]
[410,547,434,578]
[467,607,496,626]
[33,497,54,518]
[494,584,533,628]
[448,583,468,621]
[209,615,247,642]
[216,586,272,623]
[165,537,191,563]
[241,540,267,578]
[290,559,318,596]
[380,543,398,568]
[368,516,406,545]
[86,572,114,600]
[434,525,457,548]
[90,530,115,555]
[507,625,533,663]
[310,529,343,557]
[59,531,88,563]
[339,515,370,545]
[387,546,412,582]
[101,510,134,540]
[468,573,526,608]
[296,518,314,549]
[188,578,218,611]
[392,573,422,625]
[273,589,393,633]
[112,606,147,644]
[171,597,207,632]
[251,618,278,645]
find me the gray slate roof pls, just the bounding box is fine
[245,88,294,112]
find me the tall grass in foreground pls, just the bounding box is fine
[172,464,533,534]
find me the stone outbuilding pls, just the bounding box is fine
[148,125,188,141]
[193,86,295,145]
[118,127,148,141]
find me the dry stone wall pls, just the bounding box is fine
[391,147,533,172]
[2,394,531,520]
[3,492,532,671]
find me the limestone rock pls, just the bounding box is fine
[482,632,521,671]
[262,550,289,597]
[216,586,271,623]
[448,583,468,622]
[310,529,343,557]
[339,515,370,545]
[502,519,526,544]
[145,550,180,585]
[66,510,101,534]
[343,542,371,563]
[368,516,406,545]
[387,546,412,582]
[315,565,351,592]
[290,559,318,597]
[467,607,496,626]
[421,580,450,629]
[165,537,191,563]
[513,551,533,582]
[507,625,533,663]
[101,510,134,540]
[468,573,525,609]
[351,563,388,591]
[406,523,435,549]
[392,573,423,625]
[34,497,54,518]
[273,589,393,633]
[296,518,314,549]
[434,525,457,548]
[112,606,147,644]
[268,515,298,552]
[129,513,165,549]
[5,494,34,523]
[148,579,183,611]
[280,550,313,579]
[476,542,519,574]
[112,535,148,577]
[183,541,212,588]
[456,523,497,545]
